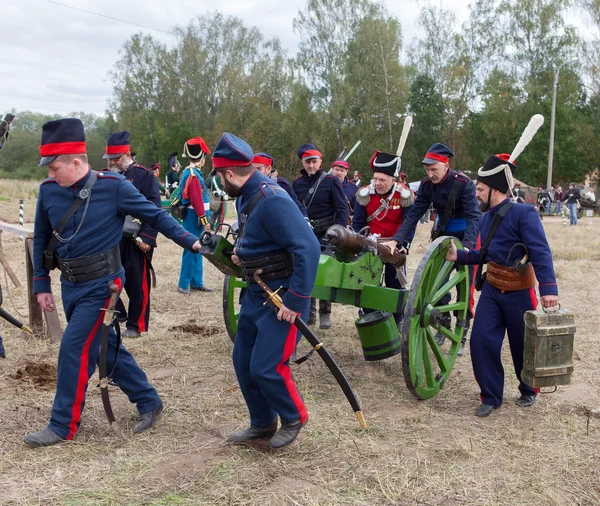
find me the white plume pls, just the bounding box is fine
[509,114,544,163]
[396,116,413,157]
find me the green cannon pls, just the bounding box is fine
[200,225,469,400]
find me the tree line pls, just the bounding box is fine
[1,0,599,189]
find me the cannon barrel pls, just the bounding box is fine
[325,225,406,268]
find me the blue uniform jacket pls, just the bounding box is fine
[341,177,358,210]
[292,169,349,225]
[33,169,199,294]
[235,170,320,313]
[392,170,480,249]
[456,199,558,297]
[122,162,161,247]
[277,177,308,218]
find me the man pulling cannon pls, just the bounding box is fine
[446,116,559,417]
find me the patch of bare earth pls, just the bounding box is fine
[0,196,598,505]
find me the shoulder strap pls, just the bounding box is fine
[436,177,461,233]
[238,183,268,237]
[302,172,327,209]
[475,201,514,288]
[43,171,98,260]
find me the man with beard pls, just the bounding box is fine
[251,152,307,217]
[331,159,358,222]
[104,131,161,338]
[352,151,414,324]
[446,153,558,417]
[211,132,320,449]
[381,143,480,356]
[177,137,213,294]
[292,144,349,329]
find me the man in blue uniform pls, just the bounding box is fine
[251,152,308,217]
[211,133,320,449]
[382,143,480,355]
[331,159,357,222]
[104,131,161,338]
[292,144,349,329]
[446,153,559,417]
[177,137,213,294]
[26,118,203,447]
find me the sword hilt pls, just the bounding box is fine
[254,270,283,309]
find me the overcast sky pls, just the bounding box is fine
[2,0,477,116]
[3,0,589,116]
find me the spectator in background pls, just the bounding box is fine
[150,162,166,195]
[547,186,555,215]
[562,183,581,226]
[553,186,564,215]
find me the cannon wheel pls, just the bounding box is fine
[401,236,469,400]
[223,275,247,343]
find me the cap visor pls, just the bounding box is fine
[421,157,438,165]
[102,153,124,159]
[303,155,320,161]
[39,155,57,167]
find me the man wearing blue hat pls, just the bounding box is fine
[212,132,320,449]
[251,152,308,218]
[446,153,558,416]
[382,142,480,356]
[104,131,161,338]
[292,143,349,329]
[26,118,203,447]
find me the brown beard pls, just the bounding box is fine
[223,178,241,198]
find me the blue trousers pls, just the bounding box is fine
[178,208,206,289]
[233,285,310,427]
[567,202,578,225]
[470,282,538,407]
[49,275,161,439]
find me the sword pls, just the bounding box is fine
[253,270,367,430]
[98,282,124,438]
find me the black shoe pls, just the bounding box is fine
[319,314,331,330]
[122,328,140,338]
[190,286,214,292]
[227,420,278,443]
[475,403,500,417]
[133,404,164,434]
[24,427,65,447]
[270,418,305,449]
[515,394,536,408]
[457,337,467,357]
[307,311,316,326]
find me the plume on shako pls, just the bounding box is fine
[477,114,545,194]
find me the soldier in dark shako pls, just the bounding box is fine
[211,133,320,449]
[251,152,308,217]
[292,144,349,329]
[26,118,203,447]
[446,153,558,417]
[352,151,414,323]
[382,143,480,355]
[104,131,161,338]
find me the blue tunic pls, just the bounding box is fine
[122,162,161,246]
[392,170,480,249]
[277,177,308,218]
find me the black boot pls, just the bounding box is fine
[133,403,164,434]
[515,394,536,408]
[227,420,278,443]
[475,403,500,417]
[457,323,469,357]
[270,418,305,449]
[319,300,331,330]
[308,298,317,326]
[24,427,65,447]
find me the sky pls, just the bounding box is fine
[2,0,477,116]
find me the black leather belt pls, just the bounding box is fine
[57,246,122,283]
[240,251,294,283]
[310,215,335,234]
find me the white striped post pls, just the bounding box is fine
[561,205,567,227]
[18,200,24,240]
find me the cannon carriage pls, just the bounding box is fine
[201,225,470,401]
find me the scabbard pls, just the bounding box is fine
[0,307,32,333]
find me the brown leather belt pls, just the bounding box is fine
[486,261,536,292]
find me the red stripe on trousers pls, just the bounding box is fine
[67,278,122,439]
[275,318,308,424]
[137,255,149,332]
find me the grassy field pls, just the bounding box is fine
[0,180,598,505]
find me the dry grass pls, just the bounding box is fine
[0,194,598,505]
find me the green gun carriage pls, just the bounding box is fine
[201,225,470,401]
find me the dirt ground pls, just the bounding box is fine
[0,190,598,505]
